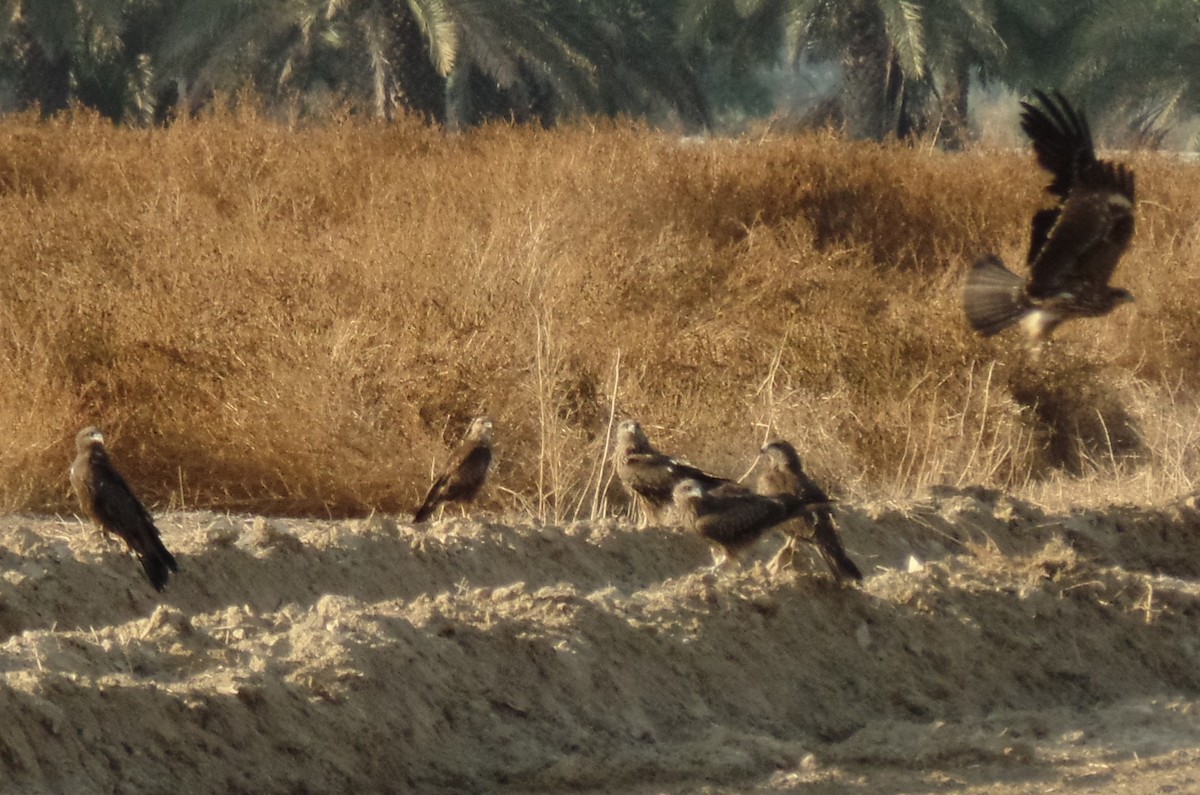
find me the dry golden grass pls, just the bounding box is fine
[2,108,1199,517]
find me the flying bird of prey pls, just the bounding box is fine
[69,426,179,592]
[672,478,827,569]
[413,417,494,523]
[614,419,741,524]
[963,90,1136,342]
[757,440,862,583]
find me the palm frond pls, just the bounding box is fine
[878,0,924,78]
[781,0,824,63]
[405,0,457,77]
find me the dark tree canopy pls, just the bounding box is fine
[0,0,1197,143]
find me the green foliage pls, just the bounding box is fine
[3,2,1200,138]
[1063,0,1200,139]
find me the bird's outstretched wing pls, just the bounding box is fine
[1020,90,1136,297]
[1027,183,1135,298]
[1021,89,1096,203]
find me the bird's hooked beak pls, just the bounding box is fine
[673,479,703,502]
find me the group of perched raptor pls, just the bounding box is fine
[68,415,863,593]
[68,90,1139,593]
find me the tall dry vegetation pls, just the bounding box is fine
[1,109,1198,518]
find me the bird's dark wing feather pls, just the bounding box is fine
[668,460,731,490]
[413,473,451,523]
[692,492,792,549]
[1026,208,1061,266]
[1027,184,1135,298]
[810,512,863,582]
[90,458,178,590]
[1021,89,1096,200]
[619,451,679,505]
[91,461,153,530]
[794,471,830,506]
[414,444,492,522]
[621,453,736,507]
[449,446,492,502]
[1021,90,1136,298]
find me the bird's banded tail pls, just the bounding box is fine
[963,255,1029,336]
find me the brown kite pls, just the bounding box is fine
[614,419,740,524]
[413,417,494,523]
[672,478,827,569]
[69,427,179,592]
[964,90,1135,342]
[757,440,862,583]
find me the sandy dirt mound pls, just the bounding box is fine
[3,489,1200,793]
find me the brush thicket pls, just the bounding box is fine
[0,109,1195,516]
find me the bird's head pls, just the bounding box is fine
[672,479,704,505]
[467,417,494,443]
[616,419,649,451]
[760,439,802,471]
[75,426,105,451]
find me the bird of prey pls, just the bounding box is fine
[672,478,827,569]
[963,90,1136,342]
[613,419,741,524]
[757,440,862,583]
[413,417,494,523]
[69,426,179,592]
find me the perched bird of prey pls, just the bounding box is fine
[672,478,826,569]
[614,419,740,524]
[69,426,179,592]
[757,440,862,583]
[413,417,494,523]
[963,90,1136,342]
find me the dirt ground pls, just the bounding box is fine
[2,487,1200,794]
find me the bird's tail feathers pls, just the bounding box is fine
[963,256,1029,336]
[413,482,443,524]
[813,514,863,583]
[139,534,178,592]
[412,499,436,524]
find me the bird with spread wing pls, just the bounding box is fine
[70,427,179,592]
[964,90,1136,342]
[413,417,494,523]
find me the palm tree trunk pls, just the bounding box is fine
[839,0,892,141]
[361,2,392,121]
[444,63,471,132]
[938,58,970,150]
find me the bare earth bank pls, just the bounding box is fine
[2,488,1200,794]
